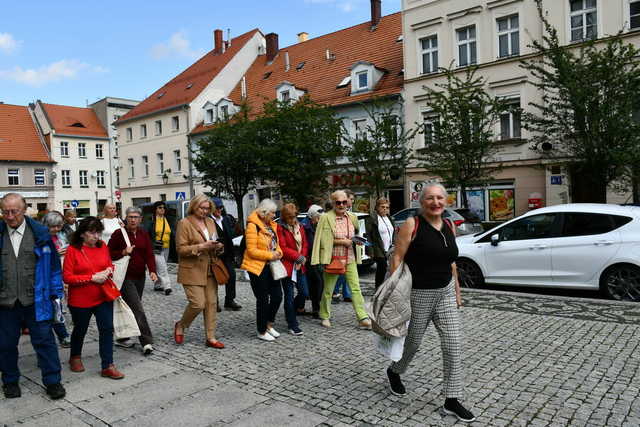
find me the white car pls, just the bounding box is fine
[455,204,640,301]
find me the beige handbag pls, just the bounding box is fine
[112,227,132,290]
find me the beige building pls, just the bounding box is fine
[115,29,264,208]
[402,0,640,221]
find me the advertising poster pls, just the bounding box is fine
[447,191,458,208]
[489,189,515,221]
[465,190,486,221]
[353,194,370,213]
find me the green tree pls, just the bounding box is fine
[192,105,263,228]
[415,65,507,209]
[259,97,343,208]
[343,98,417,198]
[521,0,640,203]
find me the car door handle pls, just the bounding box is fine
[594,240,614,246]
[528,244,548,250]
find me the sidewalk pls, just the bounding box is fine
[3,271,639,426]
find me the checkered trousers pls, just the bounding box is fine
[390,279,463,399]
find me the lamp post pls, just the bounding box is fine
[162,173,169,185]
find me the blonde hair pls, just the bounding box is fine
[375,197,390,209]
[330,190,347,202]
[188,194,213,215]
[256,199,278,219]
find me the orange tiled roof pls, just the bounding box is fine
[41,103,108,138]
[118,29,261,124]
[0,104,52,162]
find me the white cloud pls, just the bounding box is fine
[0,33,20,54]
[0,59,108,87]
[150,31,205,60]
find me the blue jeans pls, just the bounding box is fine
[282,273,309,329]
[333,274,351,299]
[69,301,114,369]
[0,302,62,386]
[53,321,69,341]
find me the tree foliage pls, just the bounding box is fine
[521,0,640,202]
[343,98,417,198]
[415,65,507,209]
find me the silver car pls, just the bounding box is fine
[391,207,482,235]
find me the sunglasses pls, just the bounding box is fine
[334,200,348,206]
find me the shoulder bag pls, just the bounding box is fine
[112,228,132,290]
[212,258,230,285]
[80,249,121,301]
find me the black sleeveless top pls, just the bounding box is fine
[405,215,458,289]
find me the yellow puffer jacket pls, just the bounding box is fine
[240,210,283,276]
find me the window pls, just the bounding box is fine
[7,169,19,186]
[560,213,630,237]
[422,113,439,147]
[128,158,135,178]
[171,116,179,131]
[356,71,368,90]
[116,170,120,187]
[126,127,132,141]
[60,141,69,157]
[95,144,104,159]
[34,169,45,186]
[280,91,290,102]
[61,170,71,187]
[457,25,477,66]
[140,124,147,138]
[353,119,367,140]
[78,143,87,158]
[155,120,162,136]
[631,1,640,29]
[497,15,519,57]
[570,0,597,41]
[489,213,558,242]
[206,109,214,123]
[114,144,119,158]
[142,155,149,176]
[157,153,164,174]
[420,35,438,74]
[500,99,522,140]
[174,150,182,171]
[220,105,229,119]
[79,170,88,187]
[96,170,105,187]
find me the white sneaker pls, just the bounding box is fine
[143,344,154,355]
[266,327,280,338]
[257,333,275,342]
[321,319,331,328]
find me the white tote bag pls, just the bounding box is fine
[112,227,132,290]
[374,333,406,362]
[113,297,140,340]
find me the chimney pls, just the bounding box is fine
[214,29,224,54]
[297,32,309,43]
[370,0,381,29]
[266,33,279,62]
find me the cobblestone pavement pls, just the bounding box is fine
[4,268,640,426]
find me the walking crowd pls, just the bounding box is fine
[0,183,475,423]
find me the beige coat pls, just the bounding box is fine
[367,261,412,337]
[176,216,218,286]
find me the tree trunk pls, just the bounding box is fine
[569,166,607,203]
[633,168,640,205]
[234,194,245,232]
[460,184,469,209]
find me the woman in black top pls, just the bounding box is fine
[385,183,475,423]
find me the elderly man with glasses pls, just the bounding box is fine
[108,207,158,355]
[0,193,66,399]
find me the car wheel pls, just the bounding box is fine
[600,264,640,302]
[456,258,484,288]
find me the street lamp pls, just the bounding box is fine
[162,173,169,185]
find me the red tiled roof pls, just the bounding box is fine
[233,13,402,115]
[0,104,52,162]
[118,29,261,124]
[41,103,108,138]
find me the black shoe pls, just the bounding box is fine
[386,368,406,396]
[343,297,352,303]
[164,288,172,296]
[224,301,242,311]
[2,382,21,398]
[217,305,222,313]
[46,383,66,400]
[442,398,475,423]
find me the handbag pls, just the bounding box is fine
[113,296,140,340]
[269,259,288,280]
[325,256,346,275]
[101,278,121,302]
[211,258,230,285]
[112,227,132,290]
[153,218,167,255]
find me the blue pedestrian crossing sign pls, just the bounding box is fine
[176,192,186,200]
[71,200,79,208]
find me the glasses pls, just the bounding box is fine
[1,209,22,217]
[334,200,348,206]
[127,215,141,220]
[157,206,166,210]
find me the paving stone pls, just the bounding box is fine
[225,401,328,426]
[0,392,59,423]
[15,408,91,427]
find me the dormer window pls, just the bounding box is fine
[280,91,291,102]
[206,109,214,124]
[220,105,229,120]
[276,81,302,103]
[356,71,369,90]
[350,61,381,95]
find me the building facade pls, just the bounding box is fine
[401,0,640,221]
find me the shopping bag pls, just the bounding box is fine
[269,260,288,280]
[113,297,140,340]
[374,333,406,362]
[112,227,132,290]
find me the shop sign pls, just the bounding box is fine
[489,189,515,221]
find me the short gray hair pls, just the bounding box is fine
[419,182,448,202]
[125,206,142,217]
[42,211,64,228]
[256,199,277,218]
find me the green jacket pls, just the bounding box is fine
[311,210,361,266]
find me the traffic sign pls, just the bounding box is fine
[71,200,79,208]
[176,192,186,200]
[115,190,122,200]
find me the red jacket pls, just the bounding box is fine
[63,243,114,308]
[108,228,156,281]
[277,222,308,276]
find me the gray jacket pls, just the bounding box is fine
[367,262,412,337]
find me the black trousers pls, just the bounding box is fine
[305,263,324,313]
[375,257,388,289]
[248,267,282,334]
[120,278,153,346]
[221,257,236,305]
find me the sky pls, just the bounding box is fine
[0,0,401,108]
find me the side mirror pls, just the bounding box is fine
[490,234,500,246]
